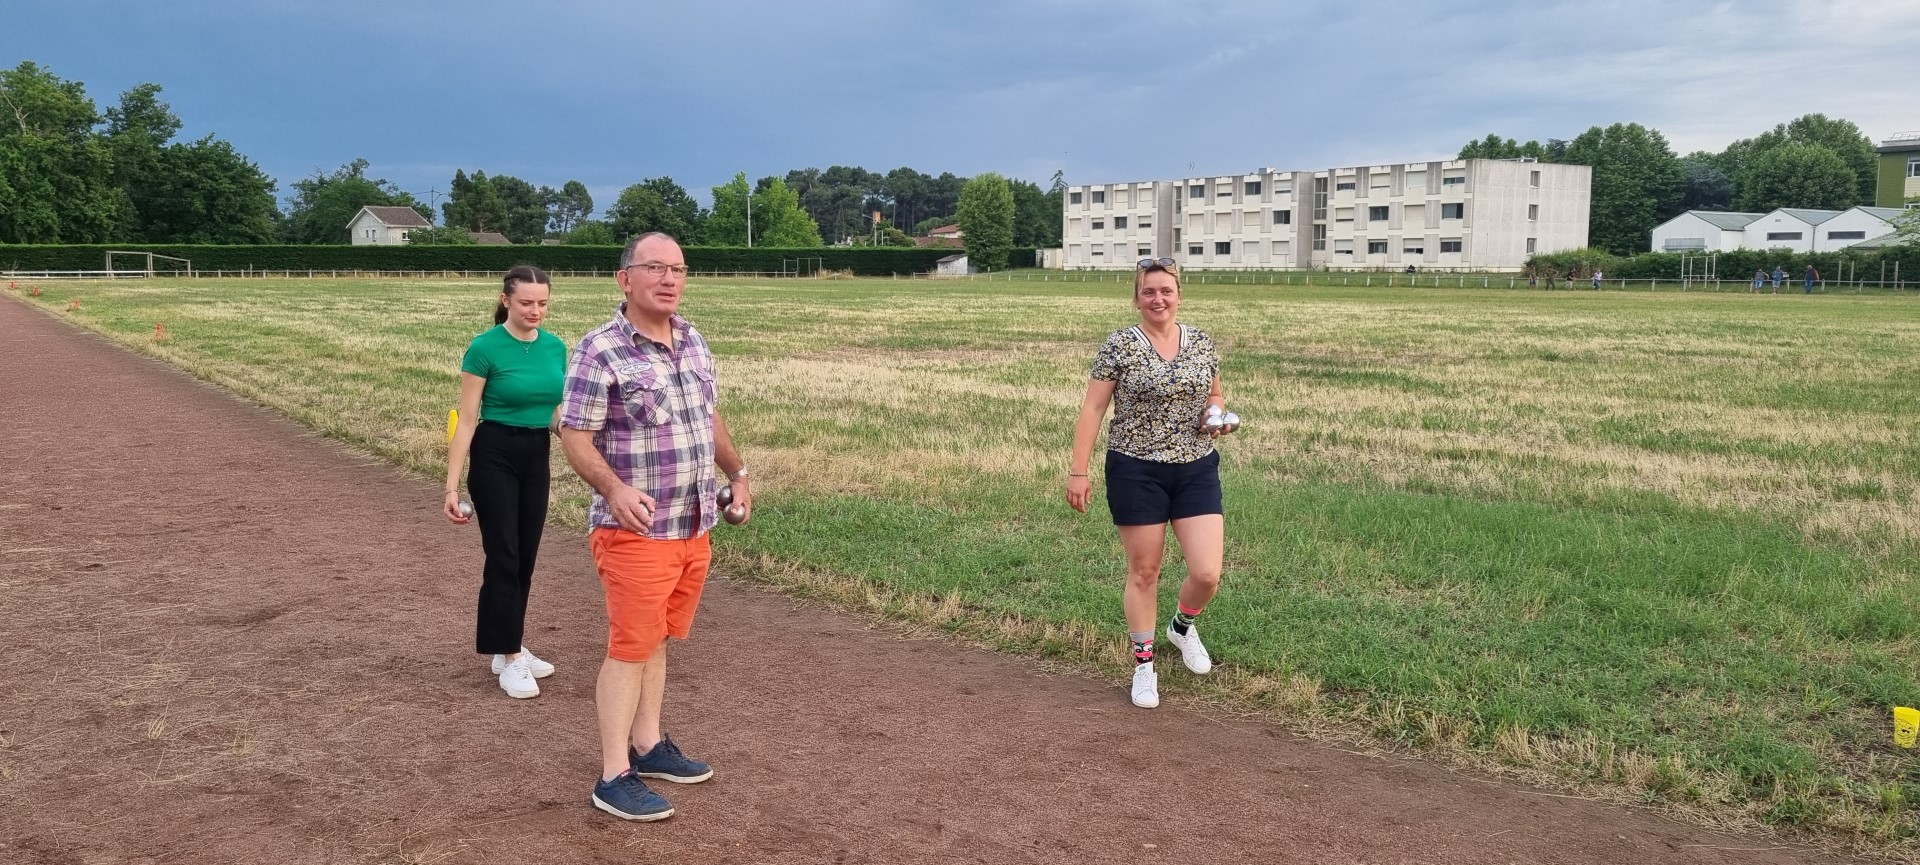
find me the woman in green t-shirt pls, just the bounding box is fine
[445,265,569,699]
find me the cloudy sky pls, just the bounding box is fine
[14,0,1917,214]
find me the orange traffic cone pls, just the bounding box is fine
[67,299,82,311]
[154,322,166,340]
[31,285,40,296]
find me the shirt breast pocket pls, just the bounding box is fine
[690,363,716,417]
[612,361,670,426]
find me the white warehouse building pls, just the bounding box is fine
[1649,206,1907,254]
[1063,158,1591,272]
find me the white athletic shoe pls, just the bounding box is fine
[498,655,540,699]
[492,647,555,679]
[1166,623,1213,675]
[1131,662,1160,709]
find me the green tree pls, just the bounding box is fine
[406,225,477,245]
[1458,134,1551,161]
[1733,141,1859,212]
[1890,201,1920,245]
[1679,152,1734,212]
[565,220,616,245]
[607,177,702,243]
[442,169,507,234]
[706,173,751,245]
[549,180,593,234]
[283,159,426,244]
[1722,114,1876,206]
[753,177,822,247]
[1009,177,1060,248]
[1562,123,1684,255]
[0,62,126,242]
[957,172,1015,270]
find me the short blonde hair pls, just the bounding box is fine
[1133,261,1181,295]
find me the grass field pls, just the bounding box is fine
[14,275,1920,849]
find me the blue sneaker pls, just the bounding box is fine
[592,771,673,821]
[629,734,713,784]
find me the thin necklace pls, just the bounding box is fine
[508,325,537,353]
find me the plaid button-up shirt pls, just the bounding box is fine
[561,304,719,539]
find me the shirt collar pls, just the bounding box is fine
[612,302,689,350]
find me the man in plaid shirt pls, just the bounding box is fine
[558,232,754,822]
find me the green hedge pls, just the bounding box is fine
[0,244,1037,276]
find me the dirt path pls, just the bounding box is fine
[0,295,1861,865]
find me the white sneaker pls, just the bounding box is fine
[1166,623,1213,675]
[492,647,555,679]
[1130,662,1160,709]
[498,655,539,699]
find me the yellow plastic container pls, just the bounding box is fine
[446,409,459,443]
[1895,706,1919,749]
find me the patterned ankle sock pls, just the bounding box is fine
[1129,631,1154,665]
[1171,603,1203,636]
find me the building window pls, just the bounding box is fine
[1765,231,1802,241]
[1092,220,1105,230]
[1312,224,1327,250]
[1138,246,1152,257]
[1070,191,1083,204]
[1092,249,1104,256]
[1114,216,1128,229]
[1245,181,1262,196]
[1827,230,1866,240]
[1333,240,1354,255]
[1367,240,1388,254]
[1139,220,1152,229]
[1091,190,1106,204]
[1188,244,1204,256]
[1441,203,1464,220]
[1368,206,1389,221]
[1272,240,1290,255]
[1217,185,1232,197]
[1403,244,1424,254]
[1190,185,1205,199]
[1528,204,1538,221]
[1214,241,1232,255]
[1909,157,1920,178]
[1335,208,1354,223]
[1440,239,1463,253]
[1273,209,1291,225]
[1335,181,1356,191]
[1530,170,1540,188]
[1526,237,1537,253]
[1442,175,1466,186]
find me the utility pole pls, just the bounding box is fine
[746,187,754,248]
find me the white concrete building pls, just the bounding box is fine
[1651,206,1906,253]
[347,206,431,245]
[1064,158,1590,272]
[1650,211,1764,253]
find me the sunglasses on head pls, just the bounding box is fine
[1137,257,1178,270]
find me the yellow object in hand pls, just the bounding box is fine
[447,409,458,443]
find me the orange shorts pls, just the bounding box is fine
[589,528,712,662]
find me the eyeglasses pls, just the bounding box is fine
[1137,257,1178,270]
[625,263,690,278]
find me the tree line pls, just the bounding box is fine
[0,62,1067,250]
[1457,114,1886,255]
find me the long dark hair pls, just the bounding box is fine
[495,265,552,325]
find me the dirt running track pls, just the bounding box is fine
[0,295,1862,865]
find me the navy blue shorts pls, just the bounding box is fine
[1105,449,1223,526]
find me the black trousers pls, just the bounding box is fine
[468,421,551,655]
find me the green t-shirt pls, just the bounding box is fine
[460,325,567,428]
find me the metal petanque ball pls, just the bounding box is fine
[723,503,748,525]
[716,485,734,509]
[1203,404,1226,433]
[457,501,474,518]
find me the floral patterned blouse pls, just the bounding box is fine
[1090,323,1219,464]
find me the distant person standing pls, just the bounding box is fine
[1527,267,1538,289]
[1771,265,1785,293]
[445,265,568,700]
[1591,268,1604,290]
[1751,269,1766,293]
[1804,264,1820,294]
[1566,266,1579,289]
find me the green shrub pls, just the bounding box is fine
[0,244,1037,276]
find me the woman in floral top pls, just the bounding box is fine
[1066,257,1236,709]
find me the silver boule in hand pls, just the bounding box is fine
[716,485,734,509]
[457,501,474,518]
[1203,404,1226,432]
[1221,411,1241,434]
[723,503,748,525]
